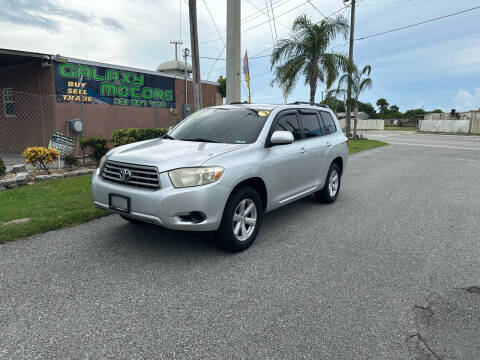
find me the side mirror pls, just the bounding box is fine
[270,131,294,145]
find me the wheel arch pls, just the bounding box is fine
[332,156,343,175]
[228,176,268,212]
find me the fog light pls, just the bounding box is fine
[177,211,206,224]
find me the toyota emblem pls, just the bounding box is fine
[119,168,132,181]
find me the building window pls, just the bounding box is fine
[3,88,15,117]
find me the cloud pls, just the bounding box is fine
[100,17,124,31]
[0,0,124,32]
[453,88,480,112]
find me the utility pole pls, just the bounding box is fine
[170,40,183,61]
[226,0,241,103]
[188,0,202,111]
[345,0,355,137]
[182,47,191,120]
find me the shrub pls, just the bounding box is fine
[0,157,5,178]
[111,128,168,147]
[23,147,59,174]
[80,136,109,166]
[63,154,78,168]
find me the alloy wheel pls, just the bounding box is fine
[328,170,339,198]
[232,198,257,241]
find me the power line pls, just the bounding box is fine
[270,0,279,41]
[249,4,349,58]
[307,0,327,18]
[264,0,276,46]
[201,0,226,81]
[243,0,310,33]
[245,0,289,29]
[356,5,480,40]
[359,0,412,6]
[200,0,309,44]
[202,0,225,47]
[199,0,291,41]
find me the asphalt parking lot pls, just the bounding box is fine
[1,132,479,359]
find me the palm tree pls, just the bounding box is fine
[329,64,372,137]
[270,15,349,105]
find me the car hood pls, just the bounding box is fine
[108,138,247,172]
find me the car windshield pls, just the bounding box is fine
[169,107,270,144]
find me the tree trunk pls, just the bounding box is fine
[353,100,359,138]
[309,76,317,105]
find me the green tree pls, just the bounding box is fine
[389,105,399,113]
[431,109,443,113]
[323,94,345,113]
[270,15,349,105]
[217,75,226,98]
[358,101,376,117]
[404,109,426,122]
[376,98,389,114]
[329,64,373,137]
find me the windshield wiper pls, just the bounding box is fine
[163,134,176,140]
[179,138,220,143]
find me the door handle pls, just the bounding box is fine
[326,142,333,147]
[300,147,308,155]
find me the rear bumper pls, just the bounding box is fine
[91,172,231,231]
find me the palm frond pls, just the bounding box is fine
[319,53,349,89]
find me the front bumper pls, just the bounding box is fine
[91,172,231,231]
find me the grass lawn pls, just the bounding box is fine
[0,175,107,244]
[348,139,388,154]
[384,126,418,131]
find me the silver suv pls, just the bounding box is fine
[92,103,348,251]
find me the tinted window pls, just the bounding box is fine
[170,108,269,144]
[319,111,337,135]
[300,113,323,138]
[274,113,302,141]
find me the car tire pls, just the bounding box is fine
[120,215,145,225]
[315,163,341,204]
[216,186,263,252]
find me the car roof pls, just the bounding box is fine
[212,103,331,112]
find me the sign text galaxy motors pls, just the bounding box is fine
[54,62,175,108]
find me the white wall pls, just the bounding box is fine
[419,120,470,133]
[339,119,385,130]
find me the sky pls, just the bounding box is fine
[1,0,479,112]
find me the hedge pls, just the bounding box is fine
[80,136,109,165]
[111,128,168,147]
[0,156,5,177]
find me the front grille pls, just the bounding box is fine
[101,160,160,190]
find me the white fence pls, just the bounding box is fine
[339,119,385,130]
[419,120,470,133]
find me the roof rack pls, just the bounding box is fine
[288,101,330,109]
[228,101,249,105]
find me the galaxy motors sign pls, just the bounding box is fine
[53,61,175,108]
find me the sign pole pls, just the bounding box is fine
[79,75,85,164]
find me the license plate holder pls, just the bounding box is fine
[109,194,130,213]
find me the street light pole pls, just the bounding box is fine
[182,47,191,121]
[345,0,355,138]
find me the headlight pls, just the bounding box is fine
[96,155,108,175]
[168,166,224,188]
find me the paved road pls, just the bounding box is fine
[1,132,480,359]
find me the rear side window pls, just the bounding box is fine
[300,113,323,138]
[319,111,337,135]
[274,113,302,141]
